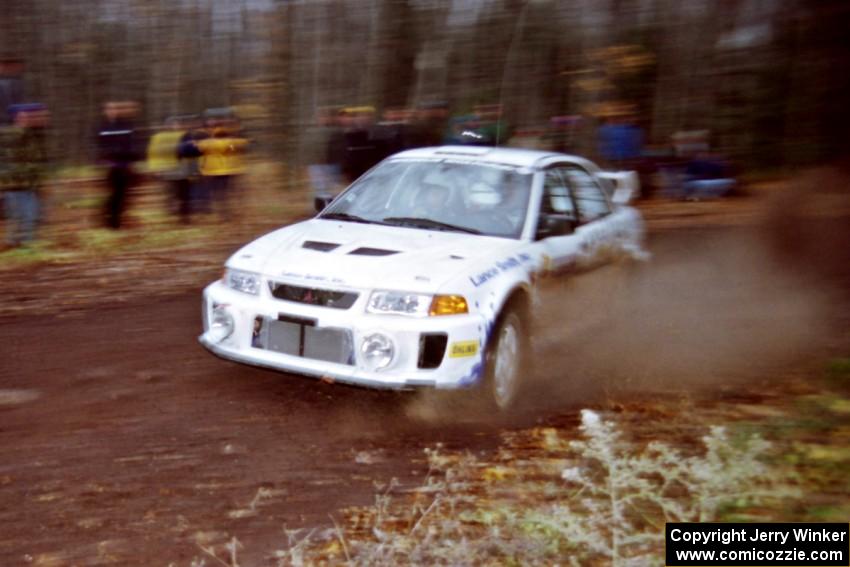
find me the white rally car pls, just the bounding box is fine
[200,146,645,409]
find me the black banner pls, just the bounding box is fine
[666,523,849,566]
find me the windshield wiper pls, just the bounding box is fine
[381,216,481,234]
[321,212,386,225]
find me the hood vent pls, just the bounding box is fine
[348,247,399,257]
[302,240,340,252]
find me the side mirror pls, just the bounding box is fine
[314,196,333,213]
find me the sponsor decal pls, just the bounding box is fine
[470,266,500,287]
[469,253,533,287]
[457,361,483,386]
[280,271,345,285]
[449,340,479,358]
[457,317,496,386]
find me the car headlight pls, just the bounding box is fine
[360,333,394,371]
[366,291,469,317]
[225,268,260,295]
[367,290,431,316]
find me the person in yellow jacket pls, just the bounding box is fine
[146,122,184,175]
[145,117,188,222]
[195,123,248,220]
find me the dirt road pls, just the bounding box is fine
[0,220,843,566]
[0,293,519,565]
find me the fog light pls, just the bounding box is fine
[208,303,235,343]
[360,333,394,371]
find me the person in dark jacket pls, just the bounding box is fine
[0,59,25,126]
[408,101,449,149]
[369,108,414,162]
[305,107,344,211]
[1,103,49,247]
[338,107,378,183]
[96,101,141,229]
[176,115,208,220]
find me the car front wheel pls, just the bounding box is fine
[485,308,527,411]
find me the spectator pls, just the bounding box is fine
[176,114,207,220]
[0,59,25,126]
[1,103,49,248]
[409,101,449,149]
[304,107,344,211]
[196,118,248,221]
[96,101,142,229]
[340,106,377,182]
[598,116,643,166]
[370,107,414,162]
[146,116,187,222]
[324,108,348,186]
[682,152,736,200]
[548,115,583,153]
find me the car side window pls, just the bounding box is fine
[535,170,578,240]
[541,170,577,219]
[564,167,610,222]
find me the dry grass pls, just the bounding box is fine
[188,364,850,566]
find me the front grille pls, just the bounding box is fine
[269,282,359,309]
[253,315,353,365]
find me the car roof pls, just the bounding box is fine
[391,145,594,170]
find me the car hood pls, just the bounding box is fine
[228,219,523,293]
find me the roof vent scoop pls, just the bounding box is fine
[302,241,340,252]
[348,247,399,257]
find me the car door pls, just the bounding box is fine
[562,165,619,266]
[532,167,585,274]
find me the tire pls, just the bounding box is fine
[483,307,528,411]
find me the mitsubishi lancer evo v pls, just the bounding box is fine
[200,146,646,410]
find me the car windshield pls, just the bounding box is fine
[320,159,533,239]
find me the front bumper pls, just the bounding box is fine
[199,280,486,390]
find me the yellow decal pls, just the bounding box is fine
[449,340,479,358]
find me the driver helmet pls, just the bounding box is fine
[467,168,506,209]
[467,181,502,208]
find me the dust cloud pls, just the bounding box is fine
[408,166,850,422]
[529,228,830,407]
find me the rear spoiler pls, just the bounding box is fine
[598,171,640,205]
